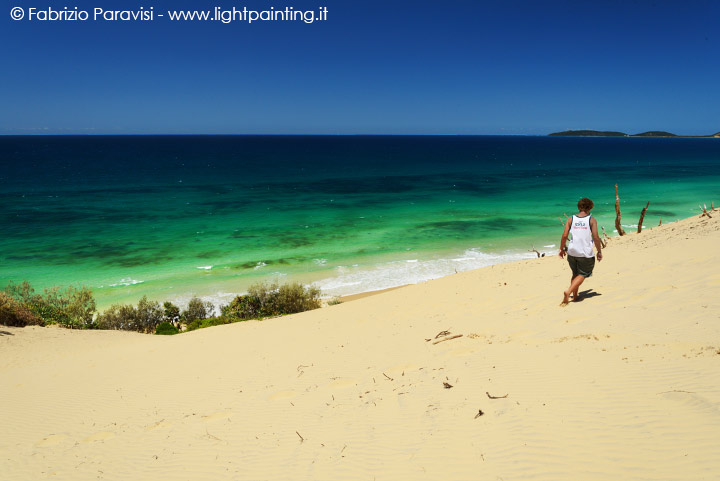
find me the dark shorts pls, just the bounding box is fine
[567,255,595,278]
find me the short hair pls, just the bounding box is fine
[577,197,594,211]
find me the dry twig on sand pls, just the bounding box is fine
[474,409,484,418]
[435,330,451,338]
[432,334,463,345]
[486,392,508,399]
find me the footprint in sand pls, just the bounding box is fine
[268,391,298,401]
[202,411,233,422]
[82,431,115,443]
[35,434,67,447]
[144,419,173,431]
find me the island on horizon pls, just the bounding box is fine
[549,129,720,138]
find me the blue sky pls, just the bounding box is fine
[2,0,718,134]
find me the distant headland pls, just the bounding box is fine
[548,130,720,138]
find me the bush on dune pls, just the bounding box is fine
[2,281,95,329]
[0,292,43,327]
[222,281,321,321]
[97,296,163,333]
[185,316,231,332]
[2,279,321,333]
[163,301,181,325]
[181,297,214,324]
[154,321,179,335]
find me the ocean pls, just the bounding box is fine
[1,135,718,310]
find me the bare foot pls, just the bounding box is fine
[560,291,570,306]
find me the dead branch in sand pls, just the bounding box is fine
[486,392,509,399]
[443,382,453,389]
[432,334,463,345]
[615,184,626,236]
[601,226,610,241]
[296,431,304,443]
[528,246,544,258]
[637,201,650,233]
[699,203,713,218]
[383,372,394,381]
[474,409,485,418]
[435,330,451,339]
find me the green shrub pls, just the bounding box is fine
[181,297,214,324]
[155,321,179,335]
[136,296,163,332]
[222,281,321,322]
[327,297,343,306]
[0,292,43,327]
[221,294,261,319]
[96,303,138,331]
[185,316,231,332]
[3,281,96,329]
[163,301,180,324]
[97,296,163,333]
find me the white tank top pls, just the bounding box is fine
[568,214,594,258]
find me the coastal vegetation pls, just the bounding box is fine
[1,280,322,334]
[1,281,95,329]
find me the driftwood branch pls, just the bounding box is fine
[637,201,650,233]
[558,212,570,226]
[486,392,508,399]
[528,246,543,258]
[432,334,463,345]
[700,203,713,218]
[615,184,626,236]
[296,431,304,443]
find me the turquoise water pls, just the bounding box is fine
[1,135,718,309]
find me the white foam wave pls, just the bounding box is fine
[253,262,267,270]
[108,278,145,287]
[196,265,213,270]
[315,247,543,298]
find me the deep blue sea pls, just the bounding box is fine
[1,135,718,309]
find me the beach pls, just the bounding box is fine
[1,212,718,480]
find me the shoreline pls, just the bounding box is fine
[91,212,692,312]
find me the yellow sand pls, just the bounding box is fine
[1,214,719,480]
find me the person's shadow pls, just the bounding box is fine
[575,289,602,302]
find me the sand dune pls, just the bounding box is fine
[2,214,719,480]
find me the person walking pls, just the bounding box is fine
[559,197,603,305]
